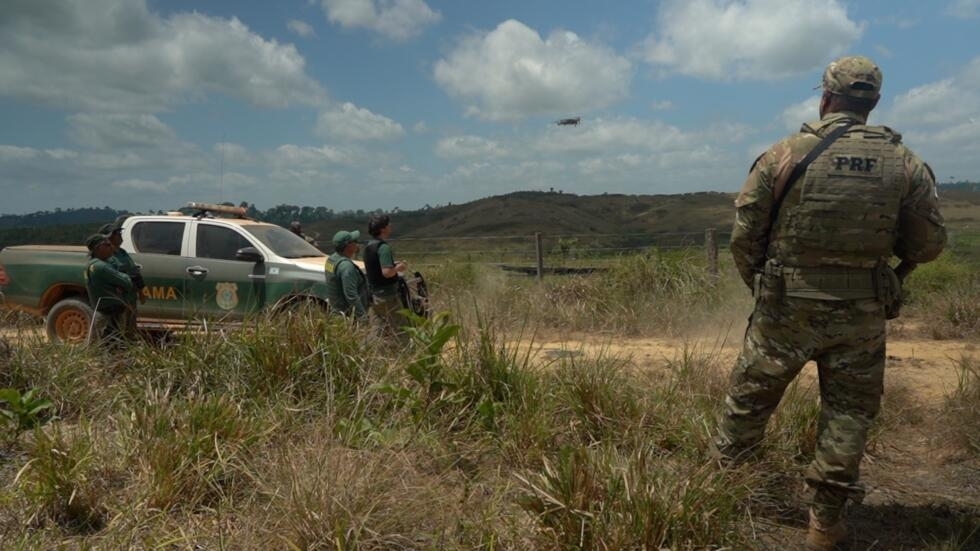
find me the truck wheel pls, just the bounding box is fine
[46,298,94,344]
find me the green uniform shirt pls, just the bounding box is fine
[85,257,134,313]
[325,253,369,319]
[374,242,398,297]
[109,248,140,305]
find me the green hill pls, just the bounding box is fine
[2,186,979,257]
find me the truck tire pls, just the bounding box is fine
[46,298,94,344]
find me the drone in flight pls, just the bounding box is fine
[555,117,581,126]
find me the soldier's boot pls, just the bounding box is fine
[707,438,760,469]
[805,508,848,551]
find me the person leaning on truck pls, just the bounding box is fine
[324,230,369,321]
[83,233,136,345]
[363,213,409,339]
[99,216,146,334]
[708,56,946,550]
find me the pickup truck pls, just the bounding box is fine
[0,204,337,342]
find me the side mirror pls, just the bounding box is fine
[235,247,264,263]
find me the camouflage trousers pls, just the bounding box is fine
[714,296,886,521]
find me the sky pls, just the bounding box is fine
[1,0,979,215]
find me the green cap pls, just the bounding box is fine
[822,55,882,99]
[85,233,109,252]
[332,230,360,248]
[99,215,128,235]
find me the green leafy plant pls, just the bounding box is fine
[0,388,54,434]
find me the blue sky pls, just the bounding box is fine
[1,0,978,215]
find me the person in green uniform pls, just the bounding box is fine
[363,213,408,338]
[101,217,145,336]
[83,233,135,346]
[324,230,369,321]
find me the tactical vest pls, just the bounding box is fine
[768,125,905,269]
[324,254,359,311]
[363,239,398,292]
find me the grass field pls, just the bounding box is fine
[0,249,978,549]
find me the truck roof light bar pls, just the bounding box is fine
[185,202,250,219]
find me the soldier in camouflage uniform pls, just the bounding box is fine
[711,56,946,550]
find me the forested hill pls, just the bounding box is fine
[1,183,978,251]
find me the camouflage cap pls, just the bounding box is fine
[822,55,882,99]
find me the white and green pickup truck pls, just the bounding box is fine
[0,204,337,342]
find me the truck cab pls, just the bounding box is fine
[126,210,329,325]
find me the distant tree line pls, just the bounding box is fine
[0,207,128,229]
[940,180,980,191]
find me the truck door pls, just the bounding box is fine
[185,222,265,321]
[128,220,189,321]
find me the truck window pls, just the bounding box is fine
[196,224,254,261]
[132,221,185,255]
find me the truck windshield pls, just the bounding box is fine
[240,225,325,259]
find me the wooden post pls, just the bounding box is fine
[705,228,718,276]
[534,232,544,280]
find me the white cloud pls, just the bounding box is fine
[45,149,79,160]
[639,0,863,80]
[315,102,405,141]
[884,57,980,176]
[79,151,152,170]
[946,0,980,18]
[780,96,820,131]
[874,45,895,58]
[0,0,325,112]
[435,136,505,159]
[68,113,177,150]
[112,178,168,193]
[321,0,441,41]
[0,145,40,161]
[534,117,693,154]
[214,143,252,165]
[271,144,352,167]
[287,19,316,37]
[889,79,975,127]
[434,20,632,122]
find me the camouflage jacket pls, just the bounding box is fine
[730,111,947,289]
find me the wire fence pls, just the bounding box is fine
[390,229,730,276]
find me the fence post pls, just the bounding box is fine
[705,228,718,276]
[534,232,544,280]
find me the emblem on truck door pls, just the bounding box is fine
[215,282,239,310]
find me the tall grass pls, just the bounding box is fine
[942,356,980,456]
[427,249,742,336]
[904,252,980,339]
[0,248,977,548]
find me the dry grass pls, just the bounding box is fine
[0,250,978,549]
